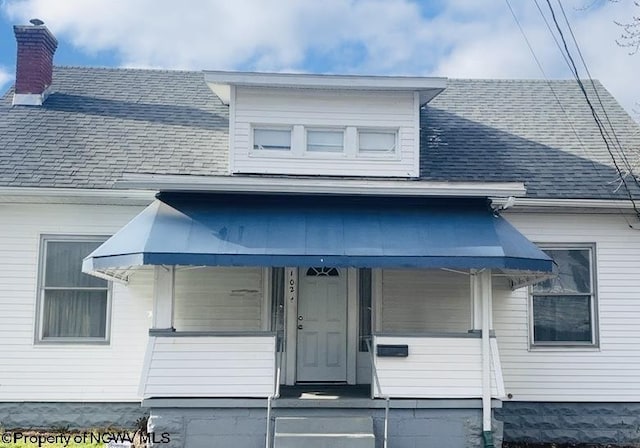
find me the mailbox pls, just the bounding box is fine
[376,344,409,357]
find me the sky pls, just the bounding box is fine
[0,0,639,119]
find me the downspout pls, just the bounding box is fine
[480,270,495,448]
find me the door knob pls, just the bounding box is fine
[298,324,303,330]
[298,315,303,320]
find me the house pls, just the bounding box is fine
[1,20,640,448]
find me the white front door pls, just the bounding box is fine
[296,267,348,382]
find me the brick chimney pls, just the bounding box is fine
[13,19,58,106]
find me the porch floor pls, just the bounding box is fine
[279,384,371,400]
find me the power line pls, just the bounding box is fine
[504,0,603,182]
[543,0,640,218]
[533,0,573,71]
[555,0,638,183]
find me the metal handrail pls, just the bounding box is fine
[265,344,283,448]
[366,338,389,448]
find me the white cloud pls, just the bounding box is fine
[0,66,12,95]
[428,1,640,117]
[2,0,438,73]
[2,0,639,117]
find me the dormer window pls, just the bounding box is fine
[206,70,447,177]
[253,128,291,151]
[307,129,344,153]
[358,130,397,154]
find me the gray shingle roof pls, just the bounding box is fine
[1,67,639,199]
[0,67,228,189]
[422,79,640,199]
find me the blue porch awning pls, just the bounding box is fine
[83,193,552,285]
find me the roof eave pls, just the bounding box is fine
[203,70,448,105]
[116,173,526,198]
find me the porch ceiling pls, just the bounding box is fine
[82,193,552,285]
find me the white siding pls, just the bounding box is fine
[5,201,639,404]
[232,87,419,177]
[140,335,276,398]
[381,269,471,332]
[496,211,640,402]
[0,202,152,402]
[372,335,503,398]
[174,267,263,331]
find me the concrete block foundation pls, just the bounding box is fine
[148,404,501,448]
[0,402,147,430]
[496,401,640,446]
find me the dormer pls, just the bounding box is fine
[205,71,447,178]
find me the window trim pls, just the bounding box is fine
[357,128,398,157]
[528,243,599,349]
[247,124,402,160]
[35,235,112,345]
[250,126,293,153]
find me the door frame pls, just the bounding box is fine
[283,267,358,385]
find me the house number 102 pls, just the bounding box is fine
[288,269,296,302]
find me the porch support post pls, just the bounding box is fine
[347,268,358,385]
[471,269,481,330]
[480,269,495,446]
[284,267,298,385]
[152,265,175,330]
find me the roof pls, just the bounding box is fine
[0,67,228,189]
[422,79,640,199]
[1,66,639,199]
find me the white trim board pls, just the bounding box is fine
[204,70,447,105]
[0,187,155,205]
[491,197,639,211]
[117,174,526,197]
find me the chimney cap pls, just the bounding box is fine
[29,18,44,26]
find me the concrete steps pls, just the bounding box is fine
[274,416,375,448]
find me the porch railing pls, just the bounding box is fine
[139,331,277,399]
[265,343,283,448]
[366,338,390,448]
[371,333,505,399]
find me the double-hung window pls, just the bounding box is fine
[37,236,110,343]
[530,245,597,347]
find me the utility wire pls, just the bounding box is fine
[544,0,634,179]
[504,0,602,180]
[533,0,573,72]
[555,0,637,177]
[531,0,632,177]
[507,0,632,206]
[543,0,640,218]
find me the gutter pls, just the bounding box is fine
[115,173,527,198]
[491,196,638,210]
[1,185,633,209]
[0,187,156,205]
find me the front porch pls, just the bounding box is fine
[137,266,505,398]
[81,192,553,447]
[134,265,506,447]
